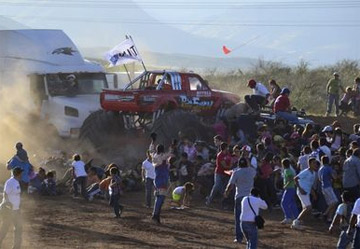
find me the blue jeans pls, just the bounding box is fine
[327,94,339,114]
[207,173,229,204]
[241,222,258,249]
[281,188,299,219]
[353,227,360,249]
[145,178,154,207]
[275,111,299,124]
[235,197,245,242]
[337,229,352,249]
[153,193,165,217]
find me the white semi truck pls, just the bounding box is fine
[0,29,111,137]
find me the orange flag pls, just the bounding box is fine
[222,45,232,55]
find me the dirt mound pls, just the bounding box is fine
[308,115,358,134]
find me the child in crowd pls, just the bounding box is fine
[329,191,353,249]
[71,154,88,199]
[41,171,57,196]
[109,167,124,218]
[29,167,46,194]
[86,167,102,201]
[171,182,195,208]
[339,87,354,116]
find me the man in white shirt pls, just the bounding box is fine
[142,150,155,208]
[245,79,270,114]
[347,197,360,248]
[0,167,23,249]
[240,188,268,249]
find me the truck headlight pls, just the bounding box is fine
[64,106,79,117]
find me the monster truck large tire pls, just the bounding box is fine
[151,110,213,145]
[79,110,125,149]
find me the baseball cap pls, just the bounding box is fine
[322,125,333,133]
[241,145,252,152]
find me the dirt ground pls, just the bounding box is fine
[0,190,338,249]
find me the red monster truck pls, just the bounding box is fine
[80,70,240,147]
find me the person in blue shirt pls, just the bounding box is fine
[318,156,338,223]
[291,157,318,230]
[7,143,33,192]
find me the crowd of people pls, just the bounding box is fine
[1,74,360,249]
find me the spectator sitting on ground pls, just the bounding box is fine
[86,167,102,201]
[29,167,46,194]
[41,171,57,196]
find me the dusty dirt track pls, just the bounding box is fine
[0,190,338,249]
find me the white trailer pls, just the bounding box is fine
[0,29,109,137]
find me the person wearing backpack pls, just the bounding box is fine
[240,188,268,249]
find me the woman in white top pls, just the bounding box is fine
[240,188,268,249]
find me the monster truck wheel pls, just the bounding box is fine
[79,110,125,149]
[151,110,213,145]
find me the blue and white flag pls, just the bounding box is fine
[105,38,142,67]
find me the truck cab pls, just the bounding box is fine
[0,29,108,137]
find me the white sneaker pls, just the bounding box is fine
[281,218,292,225]
[291,219,304,230]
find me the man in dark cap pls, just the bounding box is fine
[0,167,23,249]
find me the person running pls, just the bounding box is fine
[245,79,270,114]
[224,157,256,244]
[240,188,268,249]
[141,150,155,208]
[0,167,23,249]
[151,144,170,224]
[206,142,232,206]
[291,157,318,230]
[326,72,345,117]
[318,155,338,223]
[280,158,299,224]
[329,191,353,249]
[347,196,360,248]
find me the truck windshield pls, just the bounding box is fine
[46,73,108,96]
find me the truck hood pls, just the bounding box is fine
[212,89,240,103]
[52,94,101,113]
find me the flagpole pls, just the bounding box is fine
[129,35,147,72]
[123,35,132,83]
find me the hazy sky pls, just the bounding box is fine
[0,0,359,66]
